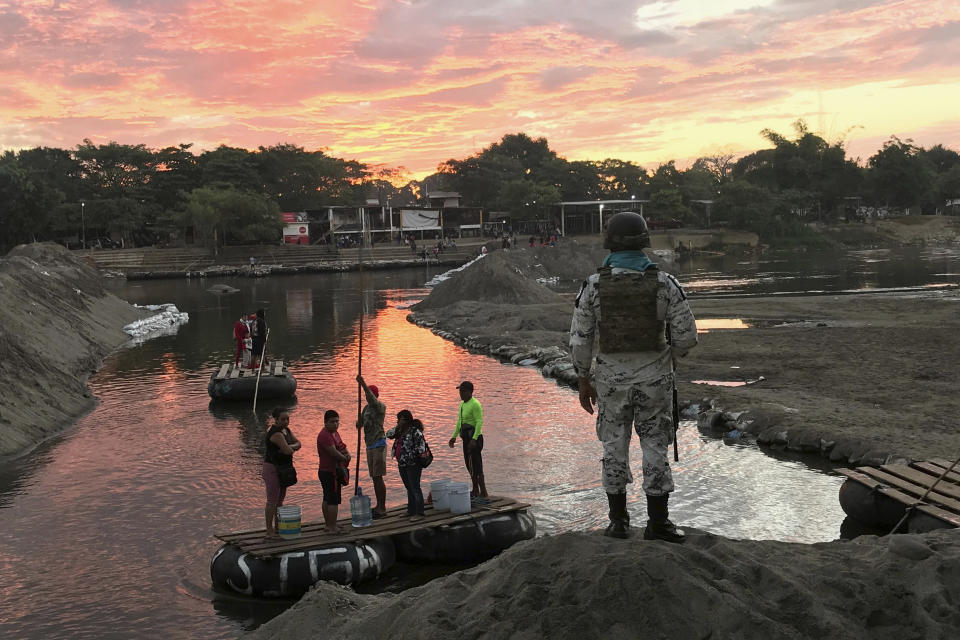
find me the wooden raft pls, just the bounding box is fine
[215,496,530,558]
[214,360,286,380]
[837,458,960,527]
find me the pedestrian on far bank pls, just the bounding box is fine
[448,381,487,497]
[316,409,350,534]
[392,409,426,520]
[356,375,388,518]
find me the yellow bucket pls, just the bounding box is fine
[277,505,301,539]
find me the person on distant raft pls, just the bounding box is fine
[356,374,388,518]
[317,409,350,534]
[448,381,487,497]
[570,211,698,542]
[250,309,268,369]
[233,314,249,366]
[262,408,301,540]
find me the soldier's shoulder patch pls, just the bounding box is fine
[664,273,687,300]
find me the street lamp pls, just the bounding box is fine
[81,202,86,249]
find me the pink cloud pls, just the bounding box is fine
[0,0,957,176]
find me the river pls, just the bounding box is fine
[1,245,958,639]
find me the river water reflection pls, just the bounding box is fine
[2,246,958,639]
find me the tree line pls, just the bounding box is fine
[2,122,958,252]
[435,124,960,243]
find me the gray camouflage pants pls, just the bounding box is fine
[595,371,675,495]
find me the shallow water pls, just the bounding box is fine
[2,246,957,639]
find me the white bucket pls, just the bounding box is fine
[277,505,301,539]
[430,479,452,511]
[447,482,471,515]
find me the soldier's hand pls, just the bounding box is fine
[578,378,597,414]
[448,438,457,448]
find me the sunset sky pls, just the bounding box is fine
[1,0,958,178]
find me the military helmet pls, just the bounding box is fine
[603,211,650,250]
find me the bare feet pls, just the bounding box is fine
[325,526,341,535]
[263,533,282,541]
[409,515,424,522]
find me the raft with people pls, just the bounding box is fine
[211,496,535,597]
[207,361,297,401]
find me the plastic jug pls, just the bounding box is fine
[350,488,373,528]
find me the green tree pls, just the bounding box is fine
[594,159,646,199]
[866,137,936,210]
[198,145,261,190]
[179,186,282,248]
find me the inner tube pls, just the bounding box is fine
[393,509,536,563]
[210,537,395,597]
[208,371,297,400]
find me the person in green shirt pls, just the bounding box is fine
[356,374,388,517]
[448,380,487,497]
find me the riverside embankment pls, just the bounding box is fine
[0,243,147,458]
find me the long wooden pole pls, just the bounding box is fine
[252,328,270,414]
[355,221,365,496]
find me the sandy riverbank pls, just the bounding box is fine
[251,527,960,640]
[0,243,147,458]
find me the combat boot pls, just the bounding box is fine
[605,492,631,539]
[643,493,685,543]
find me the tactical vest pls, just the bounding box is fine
[597,266,667,353]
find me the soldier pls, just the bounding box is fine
[570,212,697,542]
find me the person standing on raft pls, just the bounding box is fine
[356,374,388,518]
[316,409,350,534]
[448,381,487,498]
[569,211,697,542]
[262,408,301,539]
[233,314,249,367]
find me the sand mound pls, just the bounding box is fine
[412,251,564,311]
[0,243,145,458]
[497,238,608,289]
[251,528,960,640]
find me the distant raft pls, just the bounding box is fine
[210,537,395,597]
[207,361,297,401]
[393,509,537,563]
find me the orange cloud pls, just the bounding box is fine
[0,0,958,177]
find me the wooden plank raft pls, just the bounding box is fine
[215,362,287,380]
[215,495,530,558]
[837,460,960,527]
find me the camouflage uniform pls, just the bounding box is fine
[570,267,697,496]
